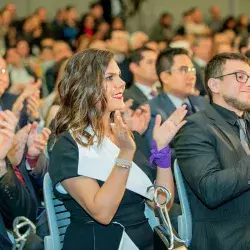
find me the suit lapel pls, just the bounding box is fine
[157,93,176,121]
[0,94,7,110]
[131,85,148,103]
[189,95,206,112]
[205,104,246,159]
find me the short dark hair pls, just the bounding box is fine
[204,53,250,102]
[160,12,172,19]
[89,2,101,9]
[130,46,156,64]
[156,47,189,85]
[183,10,192,17]
[65,5,75,11]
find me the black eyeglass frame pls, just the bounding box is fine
[214,72,250,84]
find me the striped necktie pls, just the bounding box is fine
[237,118,250,155]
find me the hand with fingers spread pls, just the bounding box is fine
[26,91,40,120]
[123,104,151,135]
[7,124,31,166]
[11,91,28,119]
[153,105,187,150]
[111,110,136,154]
[0,110,18,160]
[27,124,51,159]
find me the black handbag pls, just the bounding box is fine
[149,185,188,250]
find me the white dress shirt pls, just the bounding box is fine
[193,57,207,69]
[167,93,191,108]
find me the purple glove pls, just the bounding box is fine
[149,140,171,168]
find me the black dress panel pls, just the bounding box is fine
[49,132,155,250]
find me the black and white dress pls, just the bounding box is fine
[49,129,157,250]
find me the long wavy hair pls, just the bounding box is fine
[55,49,114,147]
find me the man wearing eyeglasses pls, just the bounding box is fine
[144,47,208,154]
[174,53,250,250]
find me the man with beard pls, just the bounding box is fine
[174,53,250,250]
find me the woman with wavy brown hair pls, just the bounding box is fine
[49,49,187,250]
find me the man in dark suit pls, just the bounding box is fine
[0,110,42,249]
[191,36,213,96]
[144,48,208,152]
[174,53,250,250]
[0,110,47,249]
[124,47,158,110]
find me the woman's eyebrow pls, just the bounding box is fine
[104,72,121,76]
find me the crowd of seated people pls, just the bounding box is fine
[1,2,250,249]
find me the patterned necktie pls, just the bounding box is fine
[150,90,158,98]
[237,118,250,155]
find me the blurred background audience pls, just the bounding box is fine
[1,1,250,249]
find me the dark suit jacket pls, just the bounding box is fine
[100,0,125,23]
[124,84,148,110]
[0,212,11,250]
[174,104,250,250]
[144,92,208,154]
[0,158,37,229]
[192,60,207,96]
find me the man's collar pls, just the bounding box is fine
[167,93,190,108]
[210,102,250,125]
[193,56,207,68]
[135,82,153,97]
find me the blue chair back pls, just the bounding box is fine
[144,203,160,229]
[43,173,71,250]
[173,160,192,247]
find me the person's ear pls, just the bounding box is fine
[159,71,170,86]
[129,62,138,74]
[207,78,220,95]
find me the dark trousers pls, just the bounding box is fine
[0,213,12,250]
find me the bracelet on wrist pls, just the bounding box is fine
[149,140,171,169]
[115,157,132,169]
